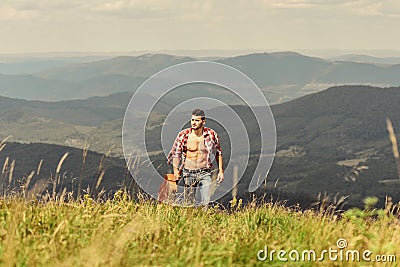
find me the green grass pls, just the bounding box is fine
[0,192,398,266]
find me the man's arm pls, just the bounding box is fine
[172,157,181,181]
[217,153,224,183]
[213,130,224,183]
[168,131,185,181]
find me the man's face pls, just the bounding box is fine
[191,115,205,130]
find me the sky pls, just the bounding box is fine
[1,0,400,56]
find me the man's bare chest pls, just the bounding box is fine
[186,134,205,152]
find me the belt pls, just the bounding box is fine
[183,167,211,174]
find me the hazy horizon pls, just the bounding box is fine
[2,48,400,61]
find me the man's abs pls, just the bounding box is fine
[185,151,207,169]
[184,136,207,169]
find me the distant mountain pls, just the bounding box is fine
[0,54,196,101]
[272,85,400,156]
[0,56,109,75]
[217,52,330,86]
[0,74,78,100]
[217,52,400,102]
[0,92,130,126]
[2,52,400,103]
[0,73,140,101]
[329,54,400,65]
[0,92,170,156]
[38,54,196,82]
[318,62,400,84]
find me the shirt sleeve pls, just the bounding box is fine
[213,131,222,156]
[167,131,183,165]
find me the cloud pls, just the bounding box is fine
[1,1,84,12]
[261,0,316,9]
[343,0,400,17]
[344,0,382,16]
[91,0,221,23]
[179,0,217,22]
[257,0,400,16]
[94,1,124,11]
[94,0,171,12]
[0,5,37,21]
[0,0,217,23]
[1,0,400,54]
[87,0,190,21]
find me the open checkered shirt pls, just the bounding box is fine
[167,127,222,169]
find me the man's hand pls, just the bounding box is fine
[217,170,224,183]
[172,158,181,181]
[173,172,181,182]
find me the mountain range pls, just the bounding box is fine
[1,85,399,208]
[1,52,400,103]
[329,54,400,65]
[0,56,109,75]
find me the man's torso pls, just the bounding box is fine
[184,131,208,170]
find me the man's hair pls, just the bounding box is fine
[192,108,205,119]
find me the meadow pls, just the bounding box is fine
[0,191,399,266]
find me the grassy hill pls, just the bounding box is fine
[0,196,398,266]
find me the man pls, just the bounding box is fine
[168,108,224,205]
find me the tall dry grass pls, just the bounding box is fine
[0,130,399,266]
[0,193,399,266]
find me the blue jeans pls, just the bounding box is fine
[180,169,212,206]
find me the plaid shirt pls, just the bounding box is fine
[168,127,222,169]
